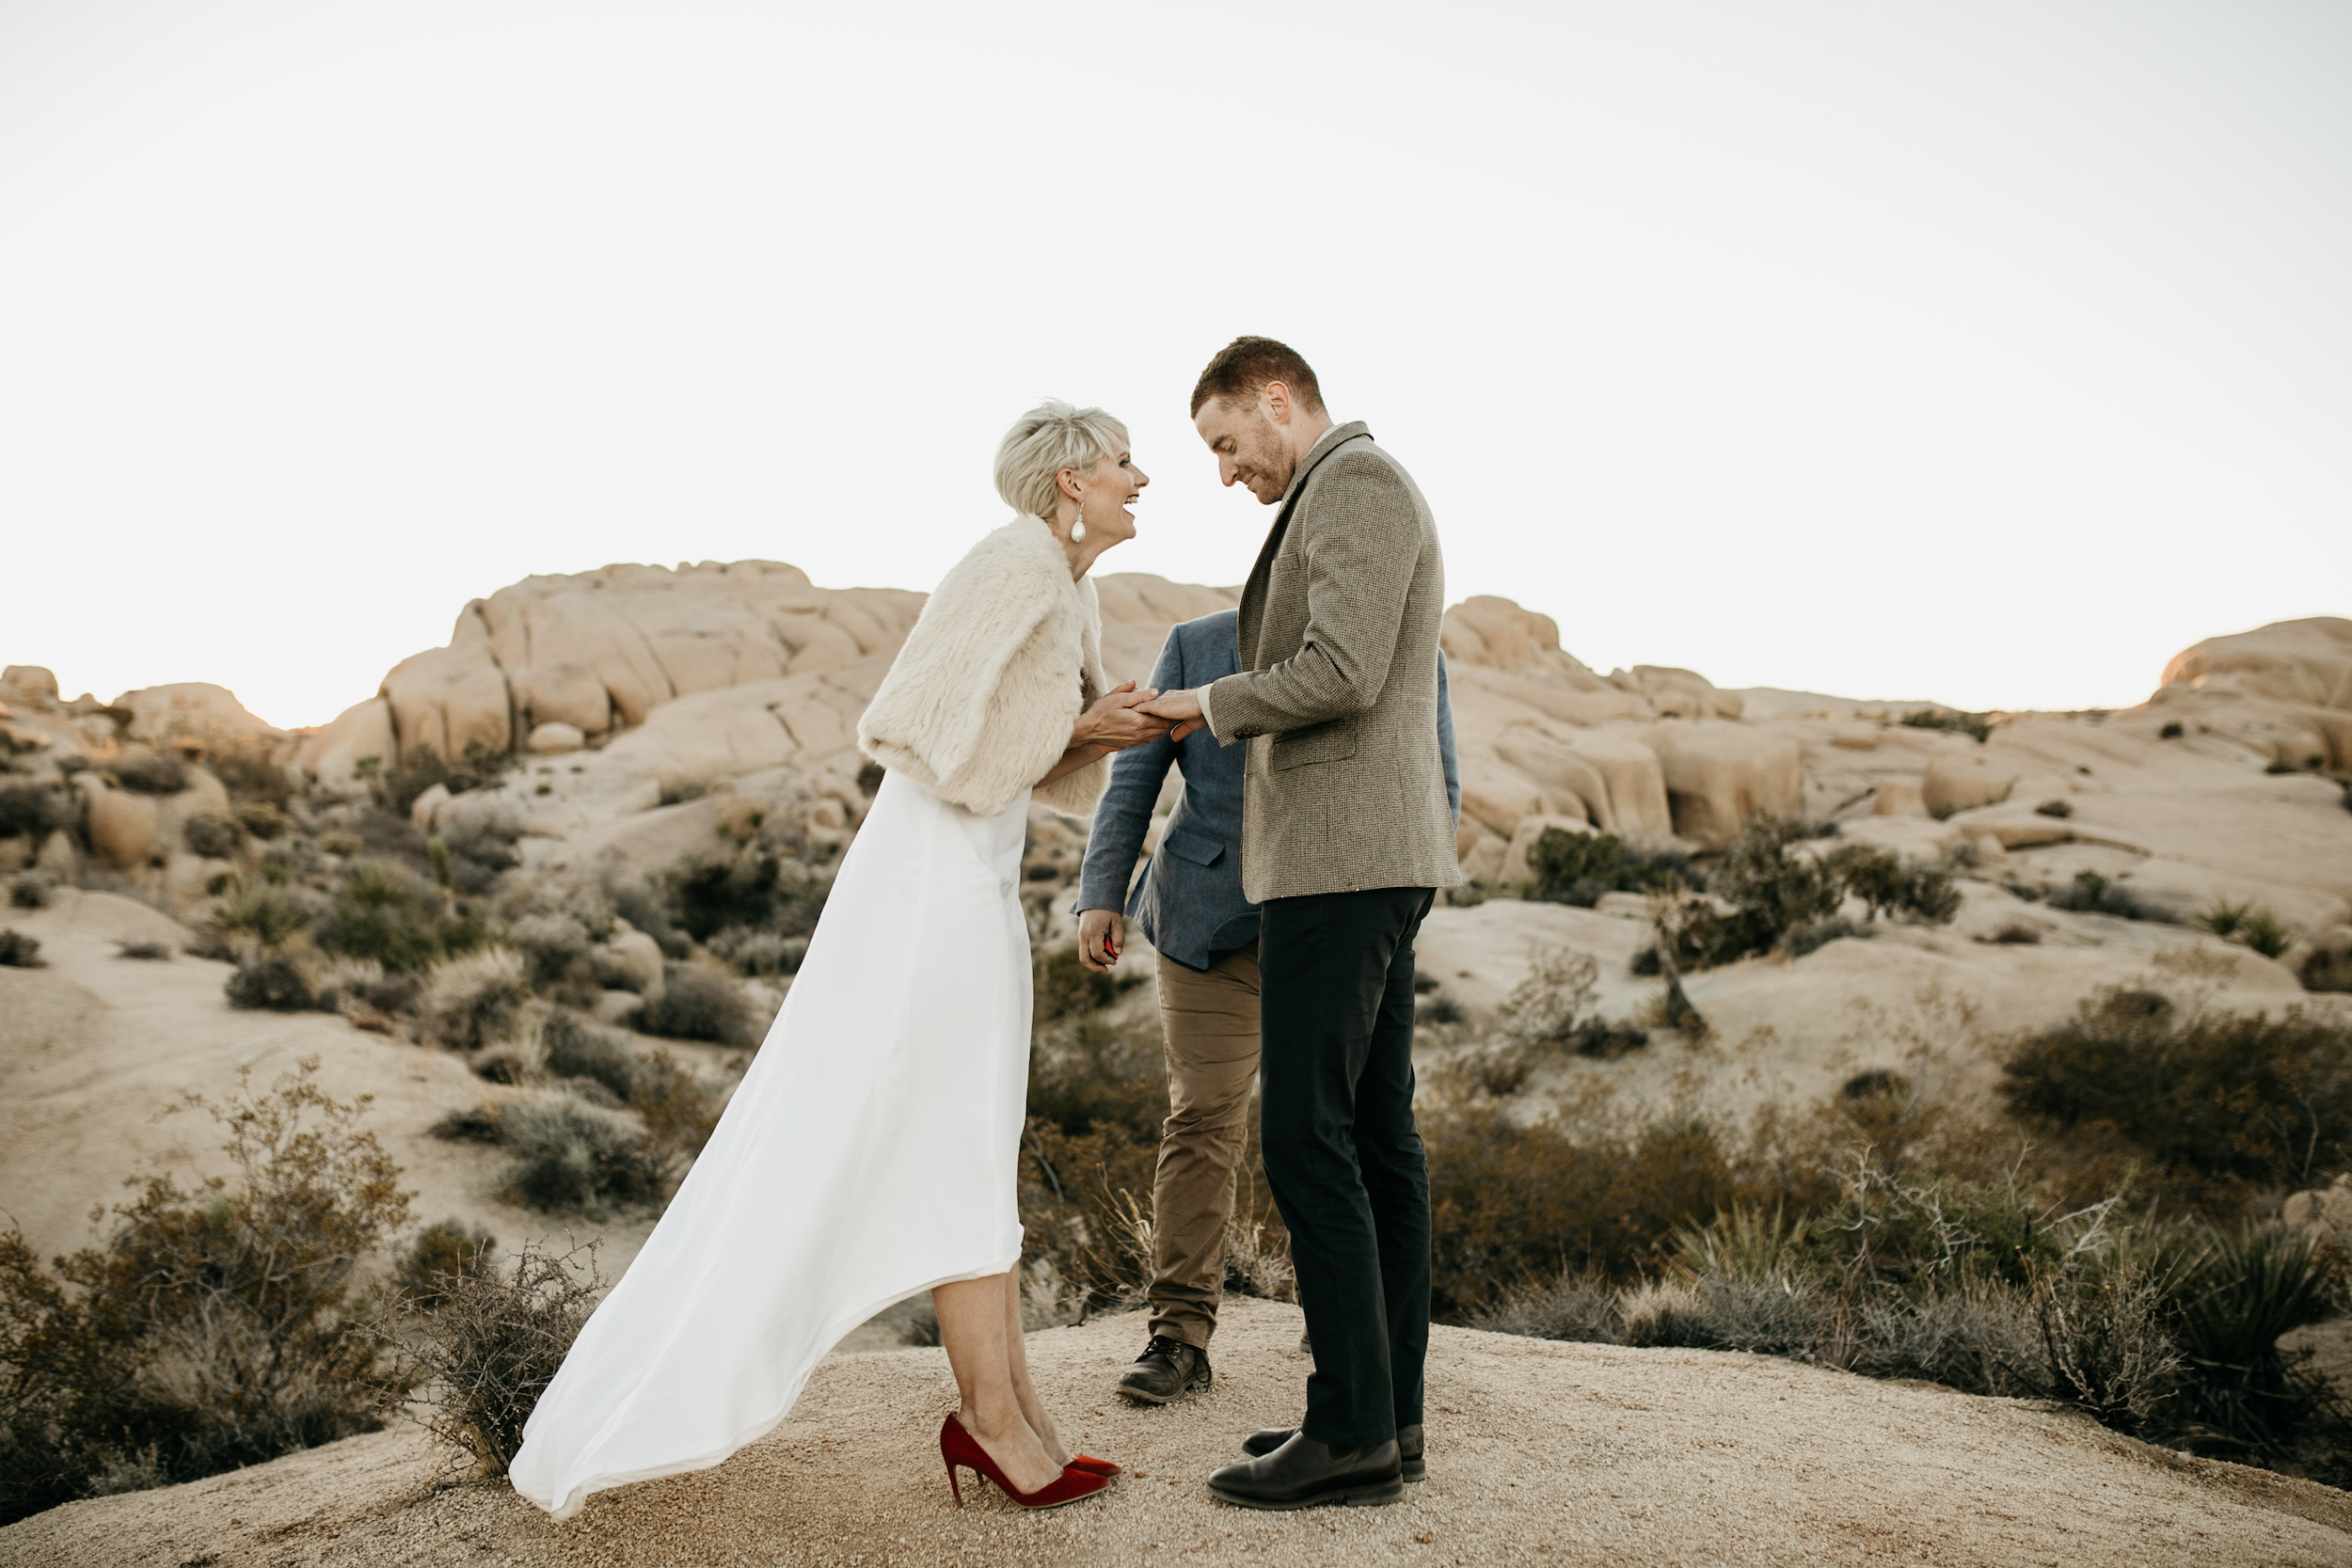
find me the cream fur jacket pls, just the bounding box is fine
[856,516,1111,820]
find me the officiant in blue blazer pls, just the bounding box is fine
[1074,608,1458,1405]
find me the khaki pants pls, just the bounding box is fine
[1146,939,1261,1350]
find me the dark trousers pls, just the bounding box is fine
[1258,884,1435,1449]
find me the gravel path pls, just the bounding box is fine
[8,1299,2348,1567]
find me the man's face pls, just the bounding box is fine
[1193,395,1295,505]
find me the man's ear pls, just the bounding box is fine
[1261,380,1292,426]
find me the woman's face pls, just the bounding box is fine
[1067,449,1149,548]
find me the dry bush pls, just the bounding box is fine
[394,1220,498,1311]
[708,927,807,977]
[1468,1268,1622,1343]
[421,947,530,1052]
[322,859,485,974]
[225,955,316,1010]
[637,964,750,1045]
[109,750,186,795]
[506,913,593,989]
[0,1060,408,1523]
[496,1094,667,1215]
[2046,869,2153,921]
[203,880,316,955]
[392,1240,600,1479]
[0,929,41,968]
[182,813,245,861]
[8,873,48,910]
[115,940,171,961]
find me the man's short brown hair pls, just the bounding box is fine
[1189,336,1326,418]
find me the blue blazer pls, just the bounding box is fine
[1074,609,1460,972]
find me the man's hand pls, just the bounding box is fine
[1073,681,1173,753]
[1078,908,1123,972]
[1137,688,1206,742]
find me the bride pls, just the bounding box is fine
[510,402,1166,1520]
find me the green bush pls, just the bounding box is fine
[2000,990,2352,1202]
[204,880,314,954]
[356,740,511,819]
[321,859,485,974]
[109,750,186,795]
[1823,844,1963,925]
[0,783,72,841]
[2046,869,2151,921]
[636,965,750,1045]
[497,1094,667,1214]
[1900,708,1993,744]
[225,955,318,1011]
[0,1061,407,1523]
[2237,907,2296,960]
[1525,829,1692,907]
[2156,1223,2345,1450]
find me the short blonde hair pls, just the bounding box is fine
[993,401,1131,523]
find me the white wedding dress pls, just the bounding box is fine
[509,769,1034,1520]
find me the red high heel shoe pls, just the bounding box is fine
[1068,1453,1121,1478]
[940,1414,1111,1510]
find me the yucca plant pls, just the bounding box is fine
[2158,1222,2345,1450]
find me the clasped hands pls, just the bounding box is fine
[1073,683,1210,753]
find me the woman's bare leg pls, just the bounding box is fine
[934,1274,1061,1494]
[999,1269,1071,1466]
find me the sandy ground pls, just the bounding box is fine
[8,1299,2348,1568]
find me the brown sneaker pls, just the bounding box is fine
[1114,1335,1213,1404]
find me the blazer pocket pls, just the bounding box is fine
[1163,827,1224,866]
[1268,720,1359,772]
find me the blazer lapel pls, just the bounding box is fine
[1234,421,1371,667]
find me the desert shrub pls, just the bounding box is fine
[394,1220,498,1310]
[1779,916,1873,958]
[1035,942,1118,1022]
[211,750,294,809]
[1422,1101,1741,1312]
[225,955,319,1011]
[390,1239,599,1479]
[2001,990,2352,1202]
[2033,1261,2183,1433]
[2236,907,2296,960]
[0,929,42,968]
[420,947,530,1052]
[636,964,750,1045]
[109,750,186,795]
[235,800,289,840]
[204,879,314,953]
[1822,844,1963,926]
[0,784,72,841]
[115,940,171,961]
[2301,947,2352,994]
[182,813,244,860]
[2046,869,2152,921]
[429,1106,503,1144]
[506,912,593,988]
[540,1011,642,1101]
[1620,1275,1830,1356]
[708,927,808,976]
[1715,818,1842,933]
[1899,707,1993,744]
[2201,897,2251,939]
[497,1094,667,1214]
[2033,799,2074,819]
[438,808,521,895]
[608,878,686,958]
[8,872,48,910]
[1990,922,2042,944]
[1525,829,1692,906]
[357,740,510,819]
[2156,1223,2345,1451]
[1468,1267,1623,1343]
[2160,721,2185,739]
[320,859,485,974]
[0,1061,407,1523]
[1849,1283,2047,1397]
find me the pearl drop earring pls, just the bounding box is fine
[1068,489,1088,544]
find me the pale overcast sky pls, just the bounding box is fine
[3,1,2346,728]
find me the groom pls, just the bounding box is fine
[1140,337,1461,1510]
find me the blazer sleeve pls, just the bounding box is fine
[1438,651,1461,831]
[1199,453,1422,744]
[1073,626,1184,912]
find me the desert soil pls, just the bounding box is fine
[7,1299,2348,1568]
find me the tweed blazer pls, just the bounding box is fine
[1201,421,1462,902]
[1074,609,1464,969]
[855,515,1110,820]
